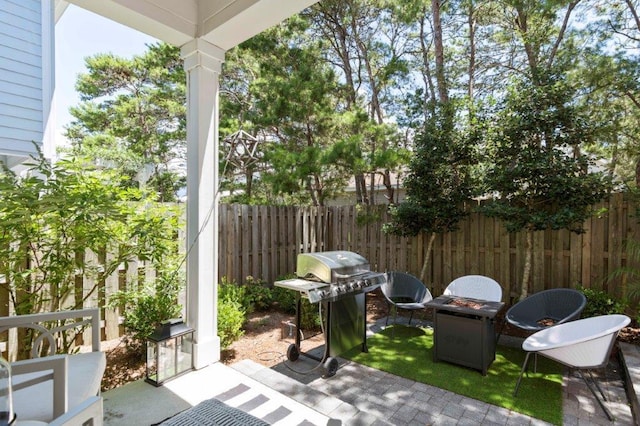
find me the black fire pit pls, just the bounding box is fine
[426,295,505,375]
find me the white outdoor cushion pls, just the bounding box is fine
[12,351,106,422]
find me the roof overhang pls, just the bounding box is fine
[62,0,319,50]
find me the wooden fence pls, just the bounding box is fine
[3,192,638,342]
[219,192,640,305]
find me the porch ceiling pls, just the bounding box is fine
[63,0,319,49]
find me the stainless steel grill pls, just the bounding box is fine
[279,251,385,304]
[274,251,384,377]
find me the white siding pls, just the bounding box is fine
[0,0,44,161]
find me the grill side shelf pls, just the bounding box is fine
[274,278,328,303]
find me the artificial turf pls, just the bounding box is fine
[342,325,563,425]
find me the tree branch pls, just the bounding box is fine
[547,1,579,68]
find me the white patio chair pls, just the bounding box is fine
[443,275,502,302]
[513,314,631,421]
[0,308,106,425]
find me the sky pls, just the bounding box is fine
[54,5,158,145]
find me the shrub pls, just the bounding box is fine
[111,276,183,353]
[219,277,247,305]
[218,299,245,349]
[579,287,628,318]
[217,277,248,348]
[243,276,273,311]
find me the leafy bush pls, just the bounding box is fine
[243,276,273,311]
[579,287,628,318]
[217,277,248,348]
[219,277,247,305]
[218,298,245,349]
[219,276,274,313]
[111,276,183,352]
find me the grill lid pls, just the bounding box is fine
[296,251,370,282]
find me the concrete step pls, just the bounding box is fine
[619,342,640,423]
[231,358,391,425]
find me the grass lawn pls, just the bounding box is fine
[342,325,563,425]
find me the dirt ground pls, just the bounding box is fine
[101,288,640,391]
[220,288,390,367]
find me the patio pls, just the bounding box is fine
[102,316,636,425]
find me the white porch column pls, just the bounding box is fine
[181,39,225,369]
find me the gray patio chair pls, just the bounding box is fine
[505,288,587,334]
[443,275,503,302]
[381,272,433,334]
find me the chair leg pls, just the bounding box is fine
[391,306,398,338]
[587,369,608,401]
[578,369,614,421]
[385,302,391,327]
[513,352,532,396]
[408,310,414,325]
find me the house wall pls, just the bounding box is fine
[0,0,54,169]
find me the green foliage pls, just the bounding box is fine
[218,277,247,306]
[579,287,628,318]
[220,20,409,206]
[477,70,612,298]
[110,276,183,352]
[219,276,273,314]
[65,43,186,202]
[0,148,185,354]
[478,71,612,234]
[243,276,273,312]
[218,299,246,349]
[385,102,475,237]
[217,277,247,349]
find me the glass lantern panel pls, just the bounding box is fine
[158,339,177,382]
[146,341,158,383]
[176,335,193,375]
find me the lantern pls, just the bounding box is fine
[0,357,14,425]
[146,319,194,386]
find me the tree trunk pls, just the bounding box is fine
[245,168,253,198]
[520,229,533,300]
[467,1,476,100]
[432,0,449,103]
[383,170,394,204]
[355,173,368,204]
[419,12,436,113]
[419,232,437,285]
